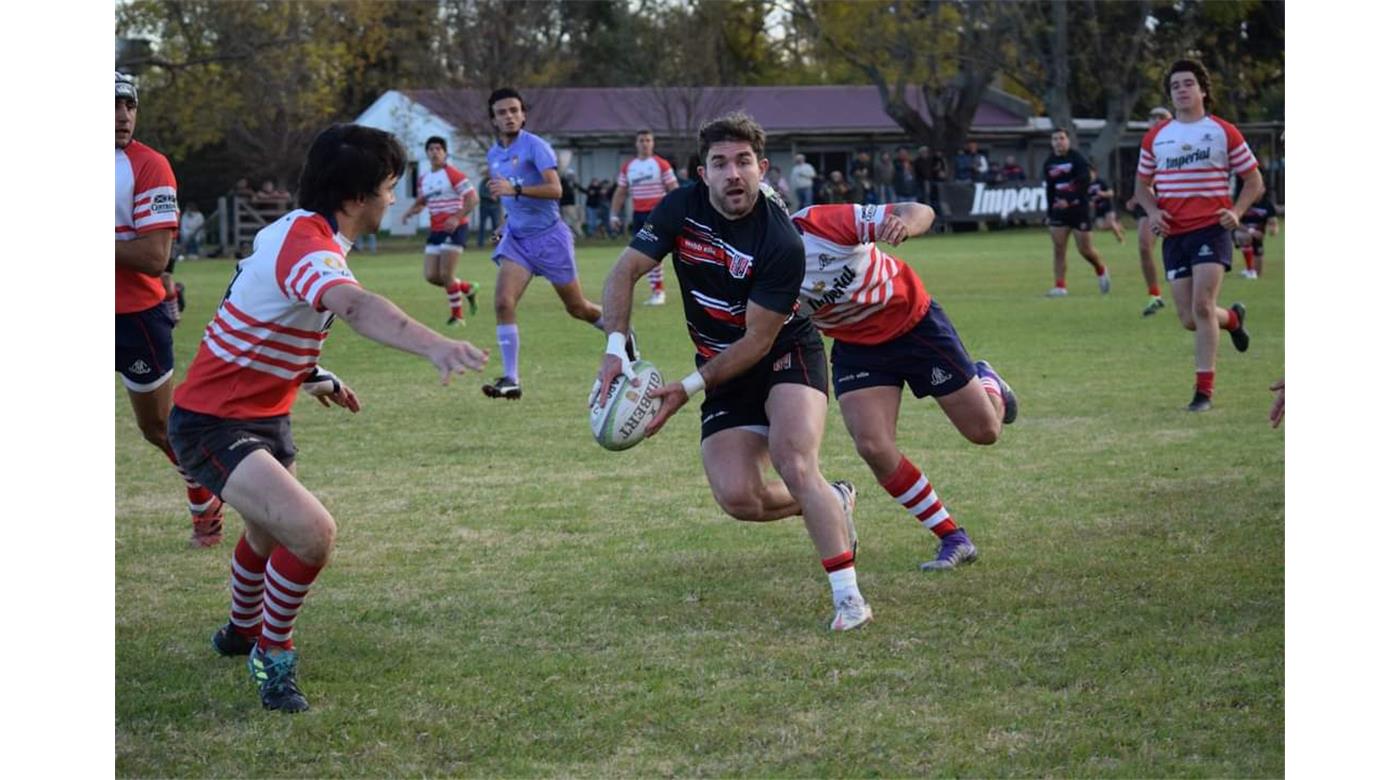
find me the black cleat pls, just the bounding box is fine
[482,376,522,400]
[1186,391,1213,412]
[175,281,186,314]
[1228,302,1249,352]
[212,622,257,657]
[248,646,310,713]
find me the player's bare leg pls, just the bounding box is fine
[935,379,1004,445]
[1107,212,1126,243]
[701,429,800,521]
[485,259,533,398]
[1048,226,1071,296]
[1073,229,1109,293]
[427,247,476,323]
[837,386,904,479]
[551,278,604,326]
[130,380,223,546]
[1137,219,1165,315]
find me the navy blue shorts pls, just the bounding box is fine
[700,328,829,440]
[1163,224,1233,281]
[426,225,469,253]
[167,406,297,499]
[629,210,652,236]
[1048,205,1092,231]
[831,301,976,400]
[115,304,176,392]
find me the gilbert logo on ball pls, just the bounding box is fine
[590,360,665,451]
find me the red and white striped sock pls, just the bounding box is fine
[229,535,268,637]
[260,547,323,651]
[160,443,216,513]
[880,456,958,539]
[648,266,665,293]
[447,280,464,319]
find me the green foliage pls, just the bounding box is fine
[118,227,1283,776]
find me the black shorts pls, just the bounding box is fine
[831,301,976,400]
[1094,202,1116,219]
[629,210,652,236]
[1163,224,1233,281]
[1048,205,1092,231]
[115,304,176,392]
[1131,204,1148,219]
[167,406,298,499]
[426,225,469,252]
[699,328,829,440]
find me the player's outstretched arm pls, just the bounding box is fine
[879,202,936,245]
[320,284,489,384]
[596,248,658,399]
[116,230,174,276]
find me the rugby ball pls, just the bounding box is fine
[589,360,665,451]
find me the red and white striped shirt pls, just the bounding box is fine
[174,211,359,419]
[1138,115,1257,235]
[116,140,179,313]
[417,164,476,232]
[792,204,931,346]
[617,156,677,212]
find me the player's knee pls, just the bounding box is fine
[1192,299,1216,322]
[852,433,896,468]
[963,417,1001,446]
[493,298,515,320]
[296,512,338,566]
[771,450,818,493]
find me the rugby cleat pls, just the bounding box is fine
[1142,296,1166,317]
[1228,302,1250,352]
[643,291,666,306]
[919,528,979,572]
[1045,287,1068,298]
[974,360,1018,425]
[446,316,465,327]
[461,281,479,315]
[189,498,225,548]
[482,376,522,400]
[1186,391,1213,412]
[830,595,873,632]
[248,646,309,713]
[1097,269,1111,294]
[831,480,858,556]
[212,622,257,657]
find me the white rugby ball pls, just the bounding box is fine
[589,360,665,451]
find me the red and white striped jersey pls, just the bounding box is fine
[174,211,359,419]
[791,204,931,346]
[417,164,476,232]
[116,140,179,313]
[617,156,677,212]
[1137,115,1257,235]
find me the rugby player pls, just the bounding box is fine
[1043,128,1110,297]
[400,136,480,324]
[1125,106,1173,316]
[610,129,679,306]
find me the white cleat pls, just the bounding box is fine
[1098,270,1111,294]
[830,595,873,632]
[643,291,666,306]
[1046,287,1069,298]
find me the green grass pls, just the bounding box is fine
[117,225,1284,777]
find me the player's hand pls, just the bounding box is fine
[491,225,504,244]
[592,354,638,409]
[1268,222,1279,236]
[315,381,362,413]
[609,215,622,232]
[1268,379,1284,428]
[428,338,490,385]
[1217,208,1242,230]
[1053,198,1069,210]
[1147,209,1171,237]
[874,213,912,246]
[643,381,690,437]
[488,177,515,198]
[443,215,461,231]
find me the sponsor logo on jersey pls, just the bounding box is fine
[861,205,878,223]
[151,192,178,214]
[1162,148,1212,171]
[930,366,953,385]
[810,265,858,308]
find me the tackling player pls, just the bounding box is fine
[792,200,1017,571]
[610,129,679,306]
[1234,183,1279,279]
[1135,59,1261,412]
[168,124,489,712]
[1042,129,1110,297]
[596,113,871,632]
[1125,106,1173,316]
[483,88,610,400]
[115,72,225,547]
[400,136,480,324]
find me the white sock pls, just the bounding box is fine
[828,567,860,606]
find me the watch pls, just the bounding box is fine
[513,181,523,197]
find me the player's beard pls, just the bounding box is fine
[711,181,757,219]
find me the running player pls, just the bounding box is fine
[1125,106,1173,316]
[1088,165,1126,243]
[1043,128,1110,297]
[168,124,489,712]
[1135,59,1261,412]
[483,87,609,400]
[400,136,480,324]
[792,200,1017,571]
[1234,184,1279,279]
[115,72,225,547]
[595,112,870,632]
[610,129,679,306]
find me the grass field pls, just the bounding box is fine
[116,223,1284,777]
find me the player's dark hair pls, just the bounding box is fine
[1051,127,1069,137]
[487,87,526,118]
[297,124,406,218]
[1165,58,1213,111]
[698,112,766,162]
[425,135,448,152]
[636,128,653,138]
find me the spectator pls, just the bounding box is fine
[477,167,502,248]
[1003,155,1027,181]
[232,177,255,200]
[252,179,290,207]
[987,159,1004,184]
[875,151,895,204]
[560,169,583,238]
[822,170,854,204]
[967,141,990,181]
[913,146,938,205]
[585,178,611,238]
[765,165,794,210]
[848,150,873,179]
[790,153,817,209]
[178,201,205,260]
[675,165,696,191]
[893,147,919,200]
[849,157,876,205]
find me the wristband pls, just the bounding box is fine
[514,181,523,197]
[681,370,706,399]
[605,332,630,361]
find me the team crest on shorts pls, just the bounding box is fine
[930,366,953,385]
[128,359,151,375]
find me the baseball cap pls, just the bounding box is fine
[116,72,139,104]
[1148,106,1170,120]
